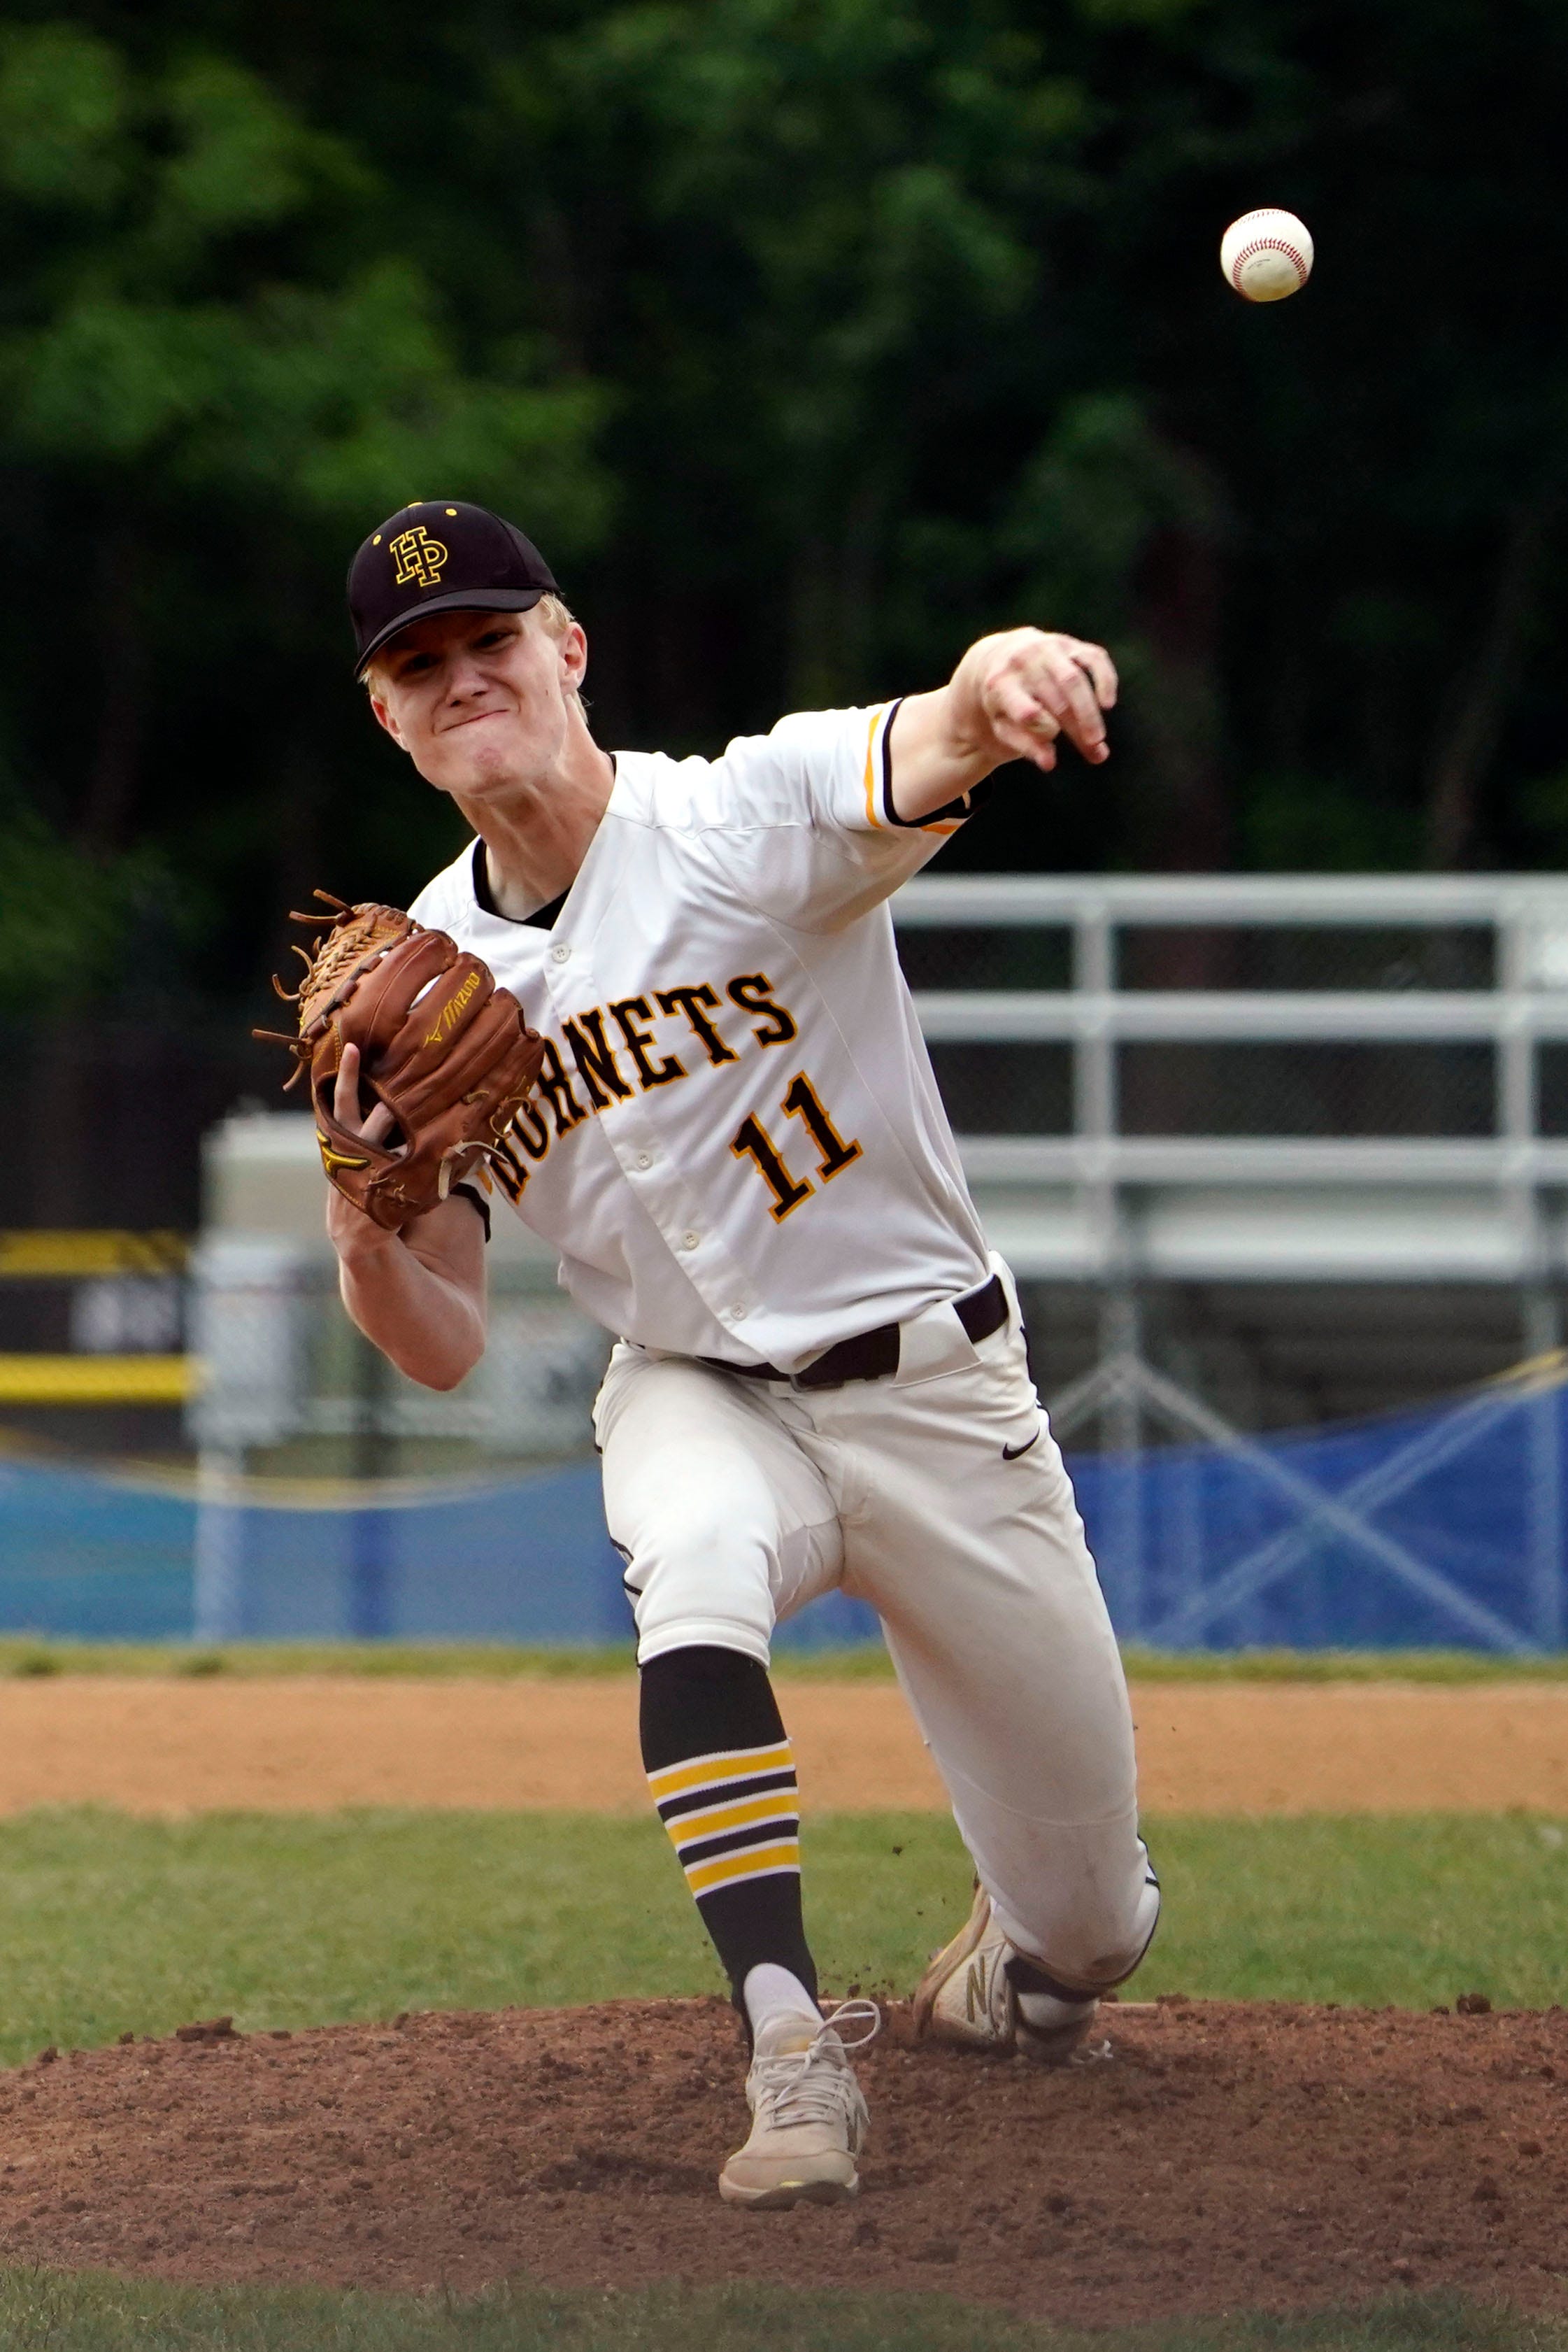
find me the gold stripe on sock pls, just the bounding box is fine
[685,1839,801,1897]
[665,1791,799,1853]
[647,1739,792,1804]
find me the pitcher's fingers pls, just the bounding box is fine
[1039,647,1109,760]
[333,1042,363,1131]
[989,679,1062,767]
[994,716,1060,771]
[992,674,1061,736]
[1070,639,1118,709]
[362,1100,397,1147]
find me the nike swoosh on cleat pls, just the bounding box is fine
[1001,1431,1041,1460]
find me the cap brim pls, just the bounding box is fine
[353,588,548,679]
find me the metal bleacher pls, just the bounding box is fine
[901,870,1568,1291]
[895,872,1568,1651]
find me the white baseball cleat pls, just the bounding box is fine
[718,1999,880,2209]
[913,1884,1101,2064]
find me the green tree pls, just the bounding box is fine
[0,20,610,988]
[441,0,1568,872]
[4,0,1568,996]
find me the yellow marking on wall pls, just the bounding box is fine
[0,1232,187,1279]
[0,1355,194,1404]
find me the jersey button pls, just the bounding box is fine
[680,1230,700,1251]
[634,1152,653,1170]
[731,1303,748,1319]
[550,942,571,963]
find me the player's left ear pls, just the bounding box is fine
[558,621,589,699]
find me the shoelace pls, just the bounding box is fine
[750,1999,881,2132]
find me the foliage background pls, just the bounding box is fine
[1,0,1566,1008]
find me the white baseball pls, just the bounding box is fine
[1220,208,1313,303]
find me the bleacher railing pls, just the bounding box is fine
[896,873,1568,1235]
[894,874,1568,1651]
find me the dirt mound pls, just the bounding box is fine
[0,1997,1564,2325]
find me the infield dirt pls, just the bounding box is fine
[1,1995,1564,2326]
[2,1676,1568,1812]
[7,1677,1567,2323]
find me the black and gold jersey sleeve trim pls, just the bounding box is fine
[878,697,995,832]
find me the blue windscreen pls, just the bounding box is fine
[0,1367,1560,1652]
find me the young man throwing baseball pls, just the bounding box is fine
[327,500,1159,2209]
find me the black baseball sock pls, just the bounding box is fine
[639,1644,818,2018]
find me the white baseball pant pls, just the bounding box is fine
[593,1259,1159,1992]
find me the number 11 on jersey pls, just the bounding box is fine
[730,1072,863,1221]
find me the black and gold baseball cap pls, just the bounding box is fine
[348,500,559,677]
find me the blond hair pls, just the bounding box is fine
[363,594,578,698]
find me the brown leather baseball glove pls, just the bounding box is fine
[255,891,546,1231]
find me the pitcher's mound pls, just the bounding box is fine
[1,1996,1564,2326]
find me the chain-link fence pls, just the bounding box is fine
[1114,925,1496,993]
[3,1358,1562,1652]
[1,1016,278,1229]
[903,920,1506,1138]
[188,1239,611,1480]
[1116,1041,1496,1138]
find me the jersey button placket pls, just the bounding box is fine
[561,957,751,1324]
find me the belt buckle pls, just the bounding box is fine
[794,1323,899,1391]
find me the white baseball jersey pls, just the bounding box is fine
[408,702,991,1373]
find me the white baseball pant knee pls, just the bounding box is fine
[594,1347,842,1666]
[986,1839,1161,1993]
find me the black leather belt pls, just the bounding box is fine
[701,1272,1008,1392]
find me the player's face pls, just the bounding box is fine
[368,608,588,800]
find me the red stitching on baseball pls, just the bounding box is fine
[1230,236,1309,290]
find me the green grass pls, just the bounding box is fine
[6,1637,1568,1680]
[1,1809,1565,2065]
[0,1639,643,1679]
[0,2274,1558,2352]
[3,1818,1566,2351]
[1138,1813,1568,2007]
[1117,1647,1568,1684]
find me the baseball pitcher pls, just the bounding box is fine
[318,499,1160,2209]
